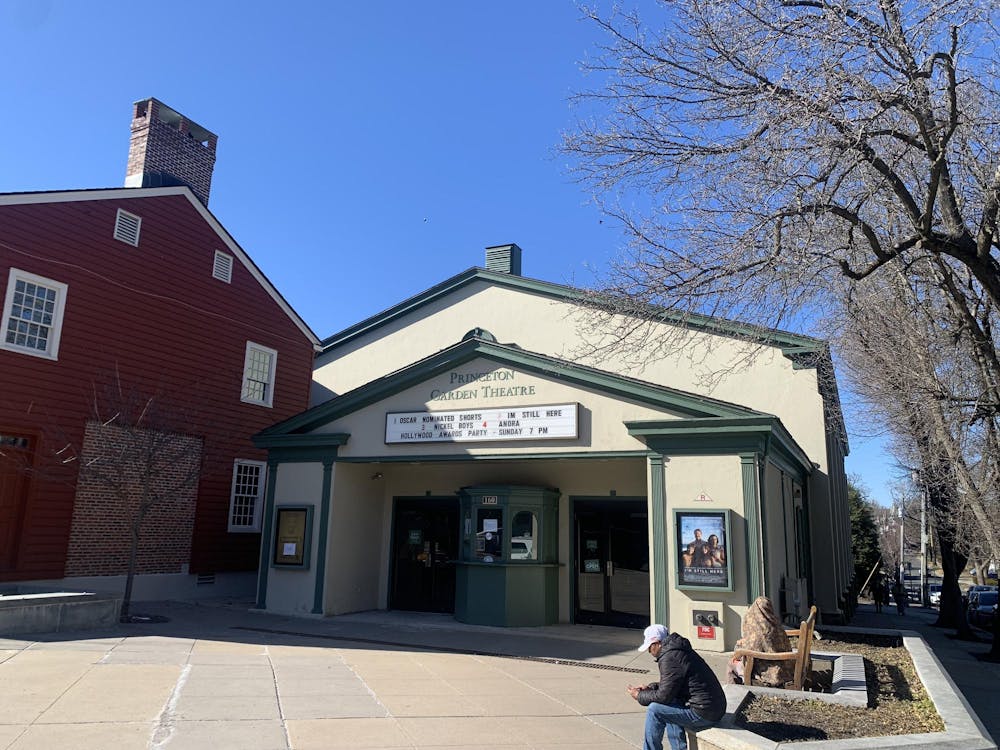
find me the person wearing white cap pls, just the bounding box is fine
[626,624,726,750]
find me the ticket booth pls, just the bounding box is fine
[455,485,559,626]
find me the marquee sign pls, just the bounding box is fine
[385,403,578,444]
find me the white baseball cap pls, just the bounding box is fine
[638,624,668,652]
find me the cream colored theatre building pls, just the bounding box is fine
[253,245,852,649]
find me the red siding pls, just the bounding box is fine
[0,193,315,581]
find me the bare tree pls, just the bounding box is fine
[565,0,1000,365]
[834,265,998,646]
[566,1,1000,653]
[56,373,203,622]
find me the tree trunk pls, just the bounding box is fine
[936,531,976,639]
[120,511,144,622]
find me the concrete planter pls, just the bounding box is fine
[0,588,122,636]
[694,629,995,750]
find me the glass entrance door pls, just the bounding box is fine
[390,497,459,613]
[574,499,650,628]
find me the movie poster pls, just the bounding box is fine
[675,510,731,589]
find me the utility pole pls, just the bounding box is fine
[920,487,928,606]
[898,505,905,586]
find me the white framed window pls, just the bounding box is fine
[1,268,69,360]
[228,459,265,532]
[114,208,142,246]
[241,341,277,407]
[212,250,233,283]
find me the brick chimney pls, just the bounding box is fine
[125,98,218,206]
[485,243,522,275]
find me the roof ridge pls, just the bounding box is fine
[317,267,824,355]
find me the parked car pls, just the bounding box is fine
[928,584,942,606]
[964,584,996,603]
[968,590,998,630]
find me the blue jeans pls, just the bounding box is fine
[644,702,715,750]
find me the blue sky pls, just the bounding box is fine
[0,0,897,504]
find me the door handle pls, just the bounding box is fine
[607,561,614,577]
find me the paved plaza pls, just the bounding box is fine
[0,600,995,750]
[0,601,699,750]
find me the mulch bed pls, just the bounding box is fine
[734,632,945,742]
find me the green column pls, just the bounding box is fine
[741,453,763,602]
[312,458,334,614]
[649,453,669,624]
[757,455,770,597]
[254,458,280,609]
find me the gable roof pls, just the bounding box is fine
[0,186,320,348]
[319,267,824,356]
[316,266,848,453]
[256,335,768,443]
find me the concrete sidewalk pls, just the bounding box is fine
[0,600,994,749]
[840,601,999,744]
[0,600,703,750]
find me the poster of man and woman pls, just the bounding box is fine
[675,510,731,589]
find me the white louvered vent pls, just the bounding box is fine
[113,209,142,246]
[213,250,233,283]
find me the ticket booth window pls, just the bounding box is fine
[511,510,537,560]
[476,507,503,560]
[456,485,560,626]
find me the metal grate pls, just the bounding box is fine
[196,573,216,586]
[212,250,233,283]
[231,625,650,674]
[114,209,142,246]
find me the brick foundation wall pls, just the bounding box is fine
[64,421,202,577]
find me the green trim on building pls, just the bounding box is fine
[625,416,812,479]
[741,454,763,603]
[318,268,825,357]
[757,456,769,598]
[333,451,648,464]
[649,454,669,623]
[312,458,335,614]
[252,433,349,451]
[313,267,847,457]
[254,459,280,609]
[261,338,764,440]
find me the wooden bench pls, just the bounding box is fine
[733,604,817,690]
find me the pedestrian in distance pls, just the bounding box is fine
[872,578,885,614]
[892,579,907,615]
[627,624,726,750]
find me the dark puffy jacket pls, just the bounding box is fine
[637,633,726,722]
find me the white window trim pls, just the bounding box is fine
[0,268,69,361]
[241,341,278,408]
[228,459,266,532]
[113,208,142,246]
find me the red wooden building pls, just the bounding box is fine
[0,99,319,598]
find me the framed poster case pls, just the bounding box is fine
[272,505,313,568]
[674,509,733,591]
